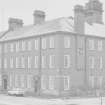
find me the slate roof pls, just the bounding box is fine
[0,16,105,41]
[85,22,105,37]
[0,17,74,41]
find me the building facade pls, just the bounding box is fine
[0,0,104,97]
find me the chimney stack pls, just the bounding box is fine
[33,10,45,25]
[8,18,23,31]
[74,5,85,34]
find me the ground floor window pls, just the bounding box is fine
[41,76,47,90]
[64,76,70,90]
[49,76,55,90]
[27,75,33,89]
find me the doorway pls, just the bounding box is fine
[3,78,7,90]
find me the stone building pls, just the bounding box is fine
[0,0,104,97]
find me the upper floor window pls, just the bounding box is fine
[21,41,26,51]
[27,56,31,68]
[0,45,2,53]
[64,55,71,68]
[99,56,103,69]
[34,56,38,68]
[21,56,25,68]
[49,37,54,48]
[0,58,2,68]
[10,57,14,68]
[89,56,95,69]
[16,41,20,52]
[27,41,32,51]
[42,38,46,49]
[64,76,70,90]
[88,39,95,50]
[34,39,38,50]
[98,40,103,51]
[49,55,55,68]
[49,76,54,90]
[10,43,14,52]
[64,36,71,48]
[16,57,19,68]
[42,55,46,68]
[4,43,8,53]
[4,58,7,69]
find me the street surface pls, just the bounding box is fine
[0,94,104,105]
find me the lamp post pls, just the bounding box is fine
[100,92,102,105]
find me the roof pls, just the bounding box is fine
[0,16,105,42]
[0,17,74,41]
[85,22,105,37]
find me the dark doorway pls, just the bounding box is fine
[34,76,39,94]
[3,78,7,90]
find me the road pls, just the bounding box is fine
[0,94,104,105]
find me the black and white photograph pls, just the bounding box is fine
[0,0,105,105]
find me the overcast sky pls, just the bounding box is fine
[0,0,104,31]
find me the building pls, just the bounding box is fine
[0,0,105,97]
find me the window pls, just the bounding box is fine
[16,41,20,52]
[42,38,46,49]
[35,39,38,50]
[88,39,94,50]
[21,56,25,68]
[16,57,19,68]
[4,43,8,53]
[41,76,47,90]
[64,55,71,68]
[49,76,54,90]
[99,56,103,69]
[4,58,7,69]
[10,43,14,52]
[9,75,13,88]
[10,57,14,68]
[49,37,54,48]
[0,59,1,69]
[42,56,46,68]
[0,45,2,53]
[64,36,71,48]
[98,40,103,51]
[21,75,25,88]
[27,41,32,51]
[27,56,31,68]
[21,41,26,51]
[15,74,20,88]
[34,56,38,68]
[49,55,55,68]
[0,74,2,86]
[64,76,70,90]
[97,76,103,88]
[27,75,32,88]
[89,76,94,88]
[89,56,95,69]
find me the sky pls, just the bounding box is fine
[0,0,104,31]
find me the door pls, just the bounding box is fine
[34,76,39,93]
[3,78,7,90]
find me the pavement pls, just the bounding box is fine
[0,94,104,105]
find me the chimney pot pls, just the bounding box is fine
[33,10,45,25]
[8,18,23,31]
